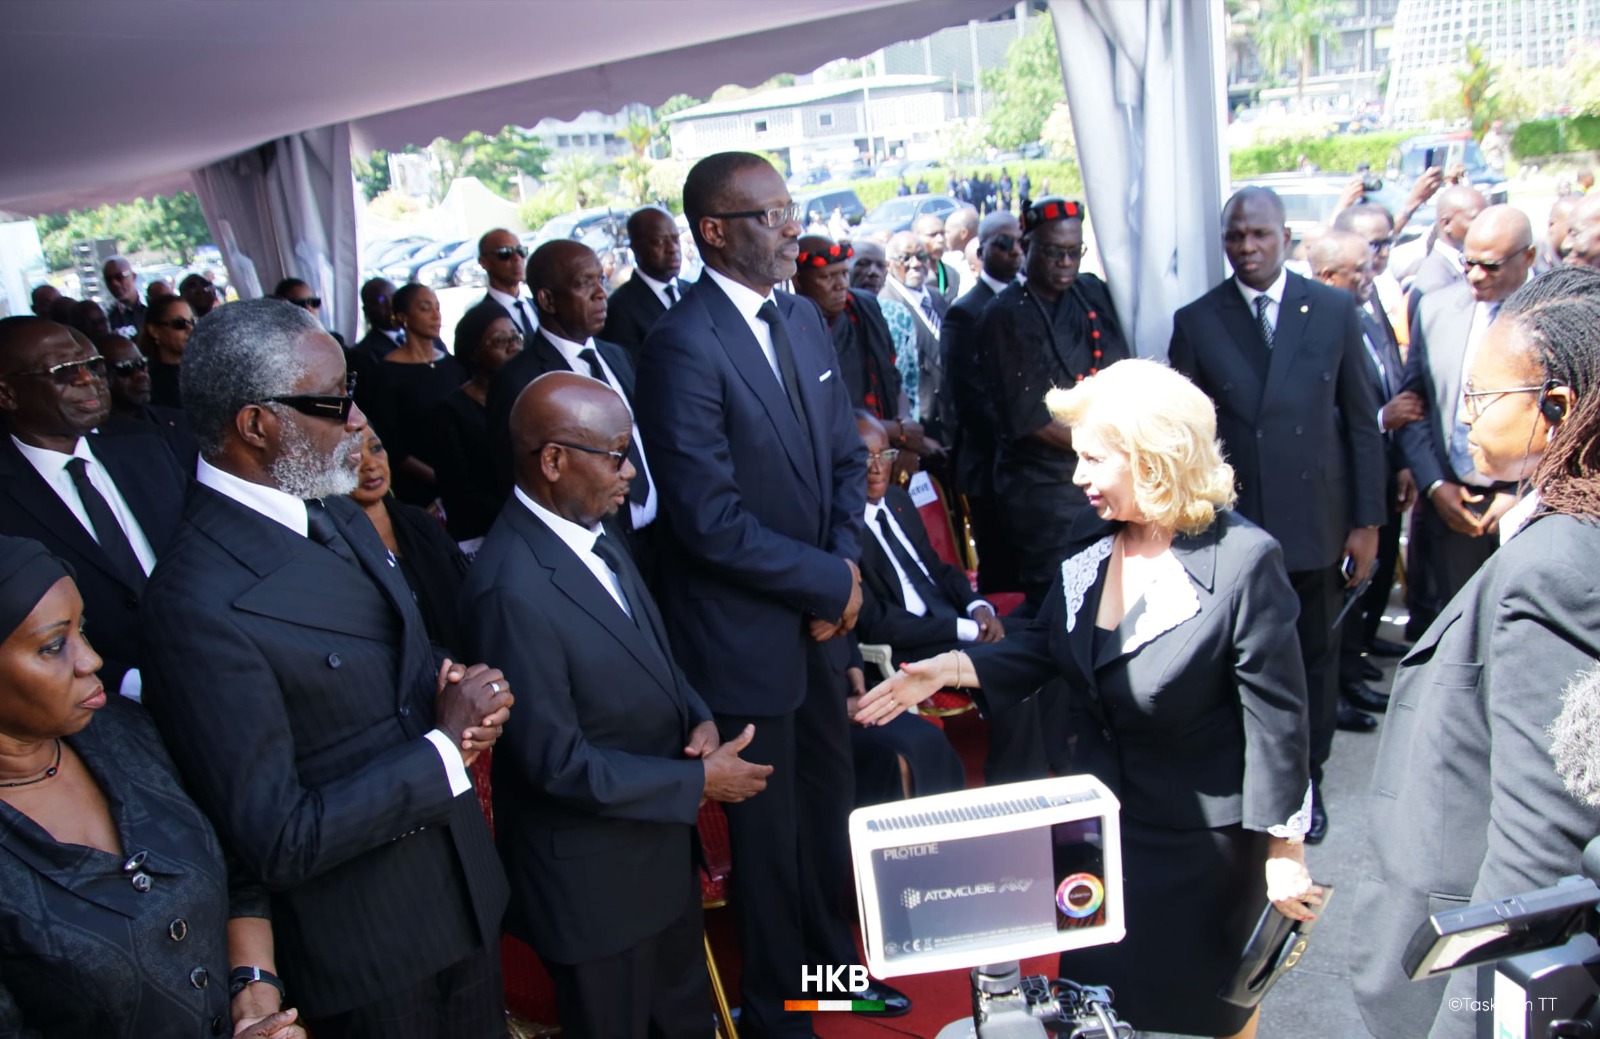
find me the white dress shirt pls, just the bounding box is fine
[16,435,159,701]
[703,265,780,381]
[515,487,630,615]
[541,330,658,529]
[633,269,679,311]
[488,286,538,336]
[1234,267,1288,336]
[891,276,939,335]
[1449,298,1513,488]
[195,459,472,797]
[978,270,1014,296]
[863,499,986,641]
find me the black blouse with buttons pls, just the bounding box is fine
[0,695,269,1038]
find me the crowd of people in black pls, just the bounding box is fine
[5,148,1600,1039]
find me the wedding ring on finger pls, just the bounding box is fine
[488,681,500,696]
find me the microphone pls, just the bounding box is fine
[1550,664,1600,810]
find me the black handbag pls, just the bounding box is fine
[1218,883,1333,1008]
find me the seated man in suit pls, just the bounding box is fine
[602,206,688,360]
[485,239,660,570]
[462,370,770,1038]
[0,317,187,700]
[139,298,513,1039]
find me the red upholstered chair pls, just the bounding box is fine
[698,802,740,1039]
[468,751,561,1037]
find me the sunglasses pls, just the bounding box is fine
[259,373,358,422]
[288,297,322,310]
[988,234,1019,253]
[110,357,149,375]
[892,251,932,265]
[1461,250,1527,273]
[1036,242,1086,264]
[546,440,631,471]
[491,246,529,261]
[159,317,197,331]
[6,356,108,386]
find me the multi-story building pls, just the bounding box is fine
[529,104,654,161]
[1228,0,1400,111]
[663,74,974,172]
[1385,0,1600,123]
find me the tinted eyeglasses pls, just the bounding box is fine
[5,356,108,386]
[159,317,197,331]
[259,373,358,422]
[865,448,900,469]
[988,234,1019,253]
[707,203,804,230]
[483,332,524,350]
[547,440,630,471]
[491,245,529,261]
[110,357,149,376]
[287,297,322,310]
[1461,249,1528,273]
[1036,242,1086,264]
[891,250,931,265]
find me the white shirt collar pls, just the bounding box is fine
[634,269,672,295]
[542,329,597,366]
[196,457,311,537]
[487,285,528,309]
[1434,239,1463,269]
[979,270,1014,296]
[514,485,601,554]
[703,265,772,318]
[1235,266,1288,308]
[12,433,92,470]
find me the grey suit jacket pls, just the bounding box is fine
[880,277,950,431]
[1409,247,1466,300]
[461,498,710,963]
[1350,513,1600,1039]
[1395,279,1478,492]
[1168,272,1387,572]
[967,510,1310,831]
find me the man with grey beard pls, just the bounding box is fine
[140,298,515,1039]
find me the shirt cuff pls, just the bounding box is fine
[1265,783,1314,838]
[118,668,142,703]
[965,599,993,617]
[956,618,980,642]
[424,729,473,797]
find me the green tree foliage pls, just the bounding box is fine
[1254,0,1349,102]
[548,154,606,210]
[1454,39,1500,140]
[980,18,1064,151]
[36,192,211,271]
[354,150,391,201]
[458,126,550,200]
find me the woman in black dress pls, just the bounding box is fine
[346,428,470,657]
[362,283,467,507]
[0,535,305,1038]
[859,360,1319,1039]
[137,294,195,410]
[431,307,525,549]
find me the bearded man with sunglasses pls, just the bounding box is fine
[0,317,187,700]
[138,298,513,1039]
[1397,205,1538,636]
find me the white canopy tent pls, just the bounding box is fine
[0,0,1227,353]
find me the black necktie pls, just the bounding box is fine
[875,509,955,621]
[515,299,536,338]
[578,348,650,508]
[1254,294,1275,350]
[664,282,678,306]
[65,457,145,592]
[305,500,362,571]
[756,300,810,436]
[591,533,666,656]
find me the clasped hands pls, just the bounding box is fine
[435,659,514,767]
[1431,483,1517,538]
[808,559,864,642]
[685,720,773,804]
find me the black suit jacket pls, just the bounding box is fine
[140,486,508,1016]
[941,276,1001,495]
[352,328,399,361]
[603,274,688,362]
[485,329,636,496]
[0,433,186,691]
[635,274,867,716]
[858,486,976,654]
[1168,273,1386,572]
[461,498,711,963]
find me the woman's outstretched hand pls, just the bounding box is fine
[853,656,951,726]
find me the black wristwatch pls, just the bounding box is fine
[229,966,285,1002]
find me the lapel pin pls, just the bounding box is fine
[1300,305,1309,313]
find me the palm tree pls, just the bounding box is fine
[1225,0,1263,82]
[622,117,654,160]
[549,154,605,209]
[1255,0,1349,104]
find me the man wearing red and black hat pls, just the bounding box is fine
[977,197,1130,607]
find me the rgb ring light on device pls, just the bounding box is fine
[1057,873,1105,919]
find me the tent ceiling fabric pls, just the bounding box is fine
[0,0,1009,217]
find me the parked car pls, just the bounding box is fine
[853,193,962,239]
[533,208,626,249]
[1229,173,1432,250]
[382,239,465,284]
[1387,132,1509,206]
[414,239,481,289]
[793,187,866,227]
[362,238,432,281]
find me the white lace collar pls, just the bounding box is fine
[1059,535,1202,655]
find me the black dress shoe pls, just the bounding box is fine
[852,981,912,1017]
[1306,795,1328,844]
[1360,658,1384,682]
[1336,701,1379,731]
[1366,636,1411,658]
[1343,682,1391,713]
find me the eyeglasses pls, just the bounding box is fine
[1036,243,1086,264]
[1462,246,1530,273]
[988,234,1019,253]
[707,203,804,229]
[287,297,322,310]
[110,357,149,375]
[159,317,197,331]
[259,373,358,422]
[546,440,630,471]
[483,332,524,350]
[865,448,900,469]
[1461,380,1544,421]
[491,246,529,261]
[5,356,107,386]
[1366,237,1395,253]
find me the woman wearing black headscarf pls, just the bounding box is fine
[0,536,305,1039]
